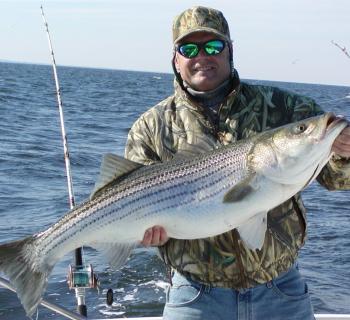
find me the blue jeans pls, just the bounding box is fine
[163,264,314,320]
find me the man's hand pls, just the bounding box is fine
[332,125,350,157]
[140,226,169,247]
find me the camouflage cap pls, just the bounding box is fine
[172,6,231,44]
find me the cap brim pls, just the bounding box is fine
[174,27,230,44]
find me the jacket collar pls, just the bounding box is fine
[173,69,241,115]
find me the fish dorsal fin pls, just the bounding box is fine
[90,153,142,199]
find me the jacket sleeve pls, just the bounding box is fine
[284,89,350,191]
[124,113,161,165]
[317,154,350,190]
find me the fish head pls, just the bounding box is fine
[250,112,348,186]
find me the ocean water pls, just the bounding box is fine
[0,62,349,319]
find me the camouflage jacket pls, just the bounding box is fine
[125,74,350,289]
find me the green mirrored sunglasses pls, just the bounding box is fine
[177,39,226,59]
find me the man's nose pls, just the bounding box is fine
[196,47,208,58]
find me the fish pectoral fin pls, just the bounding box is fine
[236,212,267,250]
[90,153,143,199]
[90,242,137,269]
[223,177,257,203]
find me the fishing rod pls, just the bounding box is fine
[331,40,350,59]
[40,5,96,317]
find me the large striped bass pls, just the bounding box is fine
[0,112,347,316]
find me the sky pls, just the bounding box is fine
[0,0,349,86]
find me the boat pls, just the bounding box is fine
[1,276,349,320]
[125,318,350,320]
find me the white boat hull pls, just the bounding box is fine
[119,316,350,320]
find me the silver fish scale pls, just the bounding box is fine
[35,140,254,263]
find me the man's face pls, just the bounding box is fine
[174,32,231,92]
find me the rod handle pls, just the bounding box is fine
[77,304,87,317]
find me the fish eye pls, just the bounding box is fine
[293,123,307,134]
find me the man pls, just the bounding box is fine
[125,6,350,320]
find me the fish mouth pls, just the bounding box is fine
[325,113,348,133]
[301,113,347,189]
[320,112,348,141]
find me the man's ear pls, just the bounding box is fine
[174,53,181,73]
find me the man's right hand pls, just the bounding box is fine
[141,226,169,247]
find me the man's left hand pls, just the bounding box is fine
[332,125,350,157]
[140,226,169,247]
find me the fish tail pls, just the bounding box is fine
[0,236,54,317]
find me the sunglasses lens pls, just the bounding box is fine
[179,43,199,58]
[204,40,225,56]
[178,40,225,58]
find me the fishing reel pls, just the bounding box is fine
[67,264,114,307]
[67,264,98,289]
